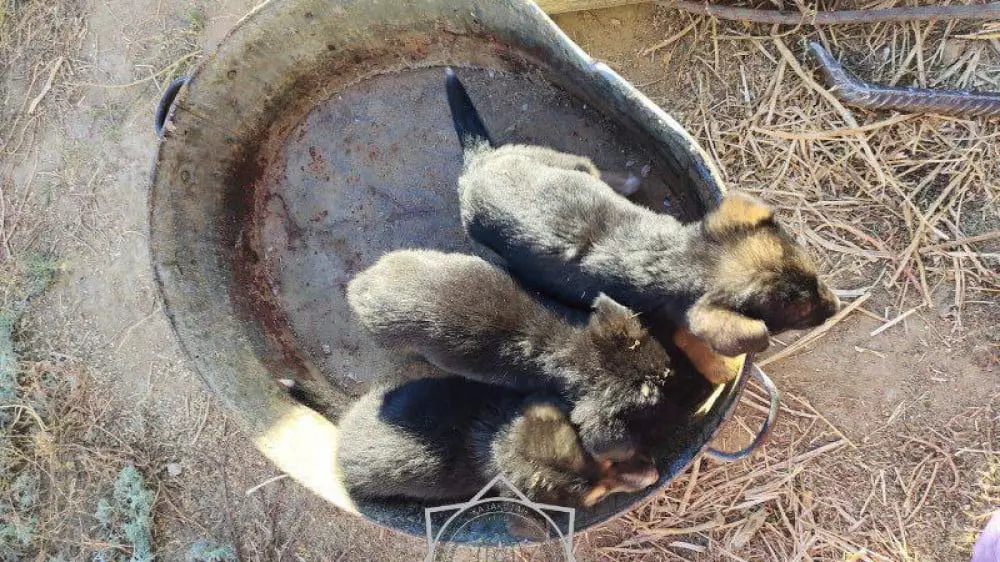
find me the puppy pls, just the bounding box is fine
[347,249,672,459]
[336,376,658,508]
[444,68,840,357]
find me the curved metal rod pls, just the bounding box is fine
[808,41,1000,118]
[155,76,190,137]
[705,365,779,462]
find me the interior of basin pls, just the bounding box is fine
[254,65,705,394]
[223,35,742,542]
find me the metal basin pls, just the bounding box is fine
[149,0,773,546]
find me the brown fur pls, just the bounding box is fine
[673,328,744,385]
[347,250,675,459]
[336,376,657,507]
[693,200,839,356]
[505,401,658,508]
[686,299,770,357]
[447,70,840,356]
[702,192,775,236]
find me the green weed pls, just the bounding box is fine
[93,465,155,562]
[186,540,237,562]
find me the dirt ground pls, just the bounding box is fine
[2,1,998,561]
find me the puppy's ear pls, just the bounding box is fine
[592,293,632,319]
[703,192,775,238]
[589,293,640,337]
[587,437,637,463]
[521,401,567,423]
[687,296,770,356]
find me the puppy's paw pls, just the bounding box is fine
[703,320,770,357]
[688,300,771,357]
[673,328,744,385]
[714,321,770,356]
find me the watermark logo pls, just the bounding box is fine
[424,474,576,561]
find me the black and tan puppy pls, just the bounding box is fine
[336,376,658,508]
[445,68,840,357]
[347,249,672,459]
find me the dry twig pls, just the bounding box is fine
[26,57,64,115]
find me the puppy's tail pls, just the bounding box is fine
[445,68,493,157]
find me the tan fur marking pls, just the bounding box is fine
[715,233,784,292]
[551,425,585,466]
[581,484,609,507]
[733,233,783,268]
[705,192,774,234]
[674,328,745,385]
[522,402,564,422]
[688,297,770,356]
[601,462,659,494]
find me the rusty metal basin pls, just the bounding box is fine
[149,0,765,547]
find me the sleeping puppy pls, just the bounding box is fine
[347,249,672,459]
[336,376,658,508]
[444,68,840,357]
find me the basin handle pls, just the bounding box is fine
[155,76,190,138]
[705,365,778,462]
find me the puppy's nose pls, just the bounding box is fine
[819,283,841,316]
[827,293,842,315]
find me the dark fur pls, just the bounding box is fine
[445,69,840,356]
[336,376,657,507]
[445,67,494,152]
[347,249,673,459]
[446,68,641,199]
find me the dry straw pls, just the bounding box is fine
[590,1,1000,559]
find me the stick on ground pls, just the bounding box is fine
[27,57,64,115]
[869,306,921,337]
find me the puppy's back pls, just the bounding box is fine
[347,249,522,334]
[346,249,442,337]
[347,250,565,387]
[338,377,516,501]
[458,146,681,299]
